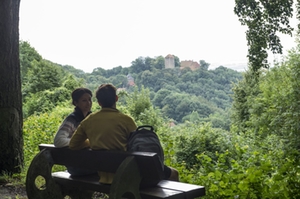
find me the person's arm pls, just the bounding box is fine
[54,119,75,147]
[69,123,90,150]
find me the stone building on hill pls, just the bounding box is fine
[164,54,175,69]
[164,54,200,71]
[180,60,200,71]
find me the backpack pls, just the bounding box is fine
[127,125,164,170]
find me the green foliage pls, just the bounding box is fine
[106,66,128,77]
[200,60,209,70]
[55,51,242,126]
[91,67,107,77]
[234,0,295,71]
[22,59,65,95]
[182,111,201,123]
[20,74,300,199]
[231,70,261,134]
[173,55,181,67]
[20,38,300,198]
[172,122,232,169]
[19,41,42,82]
[245,46,300,150]
[161,92,217,123]
[199,110,231,130]
[138,70,157,88]
[62,65,88,79]
[23,88,71,117]
[23,105,72,181]
[171,127,300,198]
[226,28,300,198]
[130,56,154,74]
[122,86,164,128]
[153,56,165,70]
[86,75,110,92]
[20,42,86,118]
[110,74,128,88]
[62,74,84,91]
[153,88,172,108]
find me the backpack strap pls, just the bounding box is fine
[137,125,154,131]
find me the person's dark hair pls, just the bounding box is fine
[71,88,92,106]
[96,84,117,108]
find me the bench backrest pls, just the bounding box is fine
[39,144,164,186]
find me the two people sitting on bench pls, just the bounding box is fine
[69,83,137,184]
[54,84,179,183]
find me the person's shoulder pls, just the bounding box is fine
[90,111,100,117]
[81,111,99,122]
[116,110,130,117]
[119,112,135,122]
[63,112,77,122]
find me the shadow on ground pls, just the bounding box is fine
[0,183,27,199]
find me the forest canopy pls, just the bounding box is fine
[20,40,243,130]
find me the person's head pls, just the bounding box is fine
[96,84,118,108]
[71,88,92,114]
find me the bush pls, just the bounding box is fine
[23,105,73,180]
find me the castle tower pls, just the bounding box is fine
[164,54,175,69]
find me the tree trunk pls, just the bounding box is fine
[0,0,23,174]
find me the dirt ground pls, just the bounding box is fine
[0,183,107,199]
[0,183,27,199]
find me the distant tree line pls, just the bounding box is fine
[20,41,242,130]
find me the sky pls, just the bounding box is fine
[19,0,298,73]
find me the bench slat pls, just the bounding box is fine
[52,171,185,199]
[157,180,205,199]
[52,171,111,193]
[140,188,184,199]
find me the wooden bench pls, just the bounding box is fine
[26,144,205,199]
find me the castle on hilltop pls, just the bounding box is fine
[165,54,175,69]
[164,54,200,70]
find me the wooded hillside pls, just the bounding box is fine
[20,41,242,130]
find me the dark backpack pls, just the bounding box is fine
[127,125,164,170]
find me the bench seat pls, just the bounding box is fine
[52,171,205,199]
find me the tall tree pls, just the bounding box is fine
[234,0,296,72]
[232,0,298,134]
[0,0,23,173]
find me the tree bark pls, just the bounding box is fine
[0,0,23,173]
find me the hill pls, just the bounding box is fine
[20,41,243,129]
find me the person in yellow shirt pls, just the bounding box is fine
[69,83,137,184]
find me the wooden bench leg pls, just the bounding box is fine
[109,156,142,199]
[26,149,64,199]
